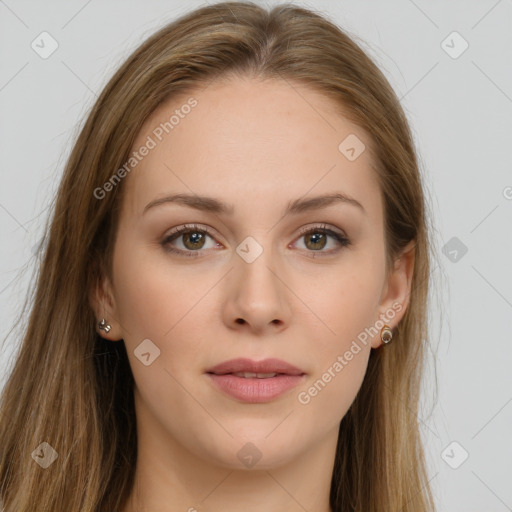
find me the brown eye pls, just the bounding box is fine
[162,224,220,257]
[161,223,350,258]
[294,225,350,256]
[181,231,207,250]
[304,232,328,251]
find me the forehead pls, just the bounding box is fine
[122,76,382,221]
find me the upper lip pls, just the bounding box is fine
[206,358,305,376]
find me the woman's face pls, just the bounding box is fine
[99,76,412,470]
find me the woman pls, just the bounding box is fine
[0,2,438,510]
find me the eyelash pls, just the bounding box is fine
[161,223,351,258]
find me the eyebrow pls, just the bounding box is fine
[143,192,366,216]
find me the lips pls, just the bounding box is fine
[206,358,305,377]
[206,358,306,403]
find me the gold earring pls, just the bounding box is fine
[380,324,393,344]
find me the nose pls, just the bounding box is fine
[221,241,292,335]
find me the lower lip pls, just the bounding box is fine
[207,373,305,403]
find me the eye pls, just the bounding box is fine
[161,224,221,257]
[292,224,350,257]
[161,223,350,258]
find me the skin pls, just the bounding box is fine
[92,75,414,512]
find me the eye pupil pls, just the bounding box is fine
[305,232,327,250]
[184,231,205,249]
[164,225,347,257]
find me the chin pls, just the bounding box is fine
[192,430,308,471]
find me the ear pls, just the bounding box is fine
[89,273,123,341]
[371,240,416,349]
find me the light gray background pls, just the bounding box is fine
[1,1,511,510]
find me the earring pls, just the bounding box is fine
[98,318,111,333]
[380,324,393,344]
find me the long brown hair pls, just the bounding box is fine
[0,2,439,510]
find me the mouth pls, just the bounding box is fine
[206,358,306,403]
[206,357,305,376]
[226,372,282,378]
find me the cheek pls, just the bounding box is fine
[293,272,378,423]
[298,258,383,350]
[110,243,220,398]
[110,247,208,406]
[111,242,209,344]
[291,257,383,409]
